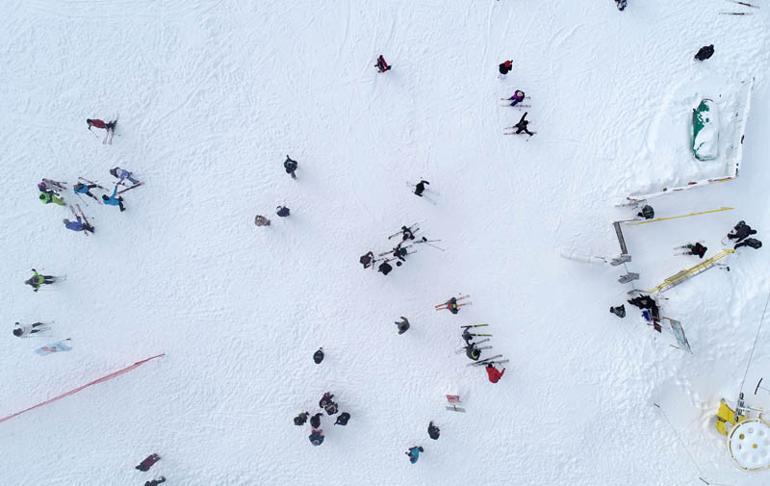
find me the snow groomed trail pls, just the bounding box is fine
[0,0,769,485]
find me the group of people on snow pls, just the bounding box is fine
[253,156,298,227]
[294,392,351,446]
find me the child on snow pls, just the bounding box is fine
[144,478,166,486]
[335,412,351,426]
[309,428,325,446]
[395,317,410,335]
[498,60,513,75]
[427,422,440,440]
[294,412,310,426]
[63,216,94,234]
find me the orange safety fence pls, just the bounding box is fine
[0,353,165,424]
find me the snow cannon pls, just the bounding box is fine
[715,396,770,471]
[692,99,719,161]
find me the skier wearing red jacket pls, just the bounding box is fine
[486,364,505,383]
[86,118,117,144]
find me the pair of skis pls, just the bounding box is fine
[466,354,508,367]
[435,294,471,312]
[721,0,758,13]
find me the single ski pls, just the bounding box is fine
[42,179,67,191]
[460,345,493,354]
[460,324,488,329]
[78,177,107,190]
[499,104,531,108]
[467,333,492,337]
[458,337,490,347]
[725,0,758,8]
[484,359,509,366]
[719,11,753,14]
[116,182,144,195]
[467,354,503,366]
[499,97,531,100]
[388,223,419,240]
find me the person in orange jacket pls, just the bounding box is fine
[486,363,505,383]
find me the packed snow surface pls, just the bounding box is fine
[1,0,770,485]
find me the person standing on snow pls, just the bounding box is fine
[25,269,57,292]
[319,392,339,415]
[276,206,290,217]
[254,215,271,227]
[694,45,714,61]
[313,347,325,364]
[627,294,660,322]
[676,242,707,259]
[109,167,141,186]
[727,221,757,244]
[615,0,627,11]
[427,422,440,440]
[310,412,323,429]
[360,251,376,269]
[375,55,392,73]
[86,118,117,144]
[413,180,430,197]
[498,59,513,75]
[73,182,101,203]
[465,343,482,361]
[294,412,310,426]
[406,446,424,464]
[144,477,166,486]
[510,112,535,136]
[102,185,126,212]
[335,412,351,426]
[486,363,505,383]
[284,155,298,179]
[507,90,526,107]
[395,316,410,335]
[309,428,325,446]
[13,322,51,338]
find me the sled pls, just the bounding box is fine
[35,339,72,355]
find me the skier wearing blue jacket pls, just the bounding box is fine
[102,185,126,212]
[406,446,423,464]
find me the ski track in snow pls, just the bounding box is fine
[0,0,769,485]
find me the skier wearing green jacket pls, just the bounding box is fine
[25,269,57,292]
[39,190,65,206]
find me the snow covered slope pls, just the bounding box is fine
[1,0,769,485]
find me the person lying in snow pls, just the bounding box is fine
[486,363,505,383]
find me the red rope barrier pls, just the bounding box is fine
[0,353,165,424]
